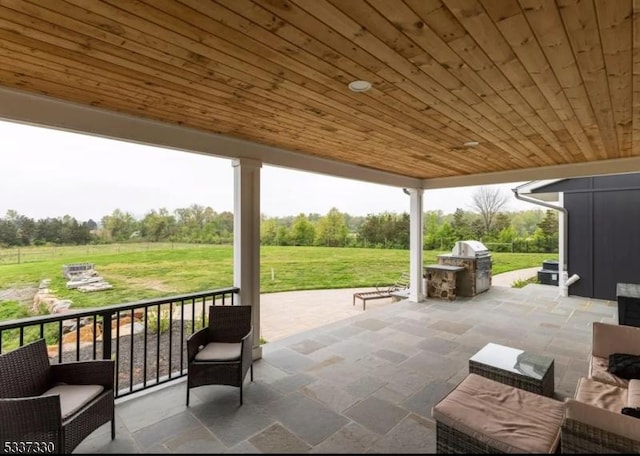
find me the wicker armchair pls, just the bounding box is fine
[0,338,115,454]
[186,305,254,406]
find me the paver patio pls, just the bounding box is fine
[76,283,617,453]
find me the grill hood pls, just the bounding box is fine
[452,240,490,258]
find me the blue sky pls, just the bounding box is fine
[0,119,533,221]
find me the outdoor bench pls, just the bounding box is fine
[432,373,564,453]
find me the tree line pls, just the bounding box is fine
[0,204,559,253]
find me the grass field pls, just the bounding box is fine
[0,244,556,312]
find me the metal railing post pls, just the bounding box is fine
[101,310,113,360]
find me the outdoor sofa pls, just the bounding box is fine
[432,322,640,453]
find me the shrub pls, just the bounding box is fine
[146,305,172,334]
[512,276,539,288]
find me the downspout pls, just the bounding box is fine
[512,188,579,297]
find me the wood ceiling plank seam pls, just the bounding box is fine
[429,27,570,168]
[7,2,462,171]
[0,0,637,175]
[0,73,492,177]
[383,76,542,167]
[216,0,471,138]
[0,45,444,173]
[405,0,468,44]
[595,0,633,159]
[519,0,608,162]
[175,0,507,171]
[0,27,389,155]
[483,0,597,162]
[442,34,583,159]
[3,20,470,178]
[160,2,472,171]
[364,0,565,157]
[209,1,500,160]
[0,52,367,152]
[633,0,640,153]
[329,0,480,106]
[289,0,540,167]
[80,0,484,173]
[240,2,524,173]
[356,0,568,169]
[557,0,621,159]
[0,66,270,139]
[442,0,574,166]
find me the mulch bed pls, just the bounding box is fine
[56,320,195,393]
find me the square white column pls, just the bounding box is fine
[233,158,262,359]
[407,188,425,302]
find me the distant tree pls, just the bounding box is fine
[314,208,348,247]
[141,208,176,241]
[423,210,444,249]
[492,212,511,235]
[511,209,545,237]
[538,209,559,238]
[86,219,98,231]
[357,214,383,247]
[275,225,290,246]
[0,218,18,246]
[393,213,410,249]
[260,218,278,245]
[290,214,315,246]
[101,209,137,241]
[469,186,509,234]
[451,208,472,239]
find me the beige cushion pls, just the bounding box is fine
[592,322,640,358]
[432,373,563,453]
[566,397,640,443]
[42,384,104,419]
[627,380,640,408]
[574,376,627,413]
[194,342,241,362]
[590,355,630,388]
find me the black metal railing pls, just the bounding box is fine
[0,287,239,398]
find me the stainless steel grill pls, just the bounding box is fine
[438,240,492,297]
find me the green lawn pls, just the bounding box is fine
[0,245,556,313]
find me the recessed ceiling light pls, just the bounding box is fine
[463,141,480,147]
[348,80,372,92]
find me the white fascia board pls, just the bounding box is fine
[421,159,640,190]
[512,179,563,194]
[0,86,421,190]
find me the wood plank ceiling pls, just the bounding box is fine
[0,0,637,180]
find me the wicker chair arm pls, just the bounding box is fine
[241,326,254,376]
[50,360,115,388]
[241,327,253,354]
[187,328,210,361]
[0,395,63,451]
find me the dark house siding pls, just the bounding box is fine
[532,174,640,301]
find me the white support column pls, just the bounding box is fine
[233,158,262,359]
[408,188,425,302]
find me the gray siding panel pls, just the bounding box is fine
[593,190,640,300]
[566,193,593,298]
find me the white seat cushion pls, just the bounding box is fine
[42,384,104,419]
[195,342,241,362]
